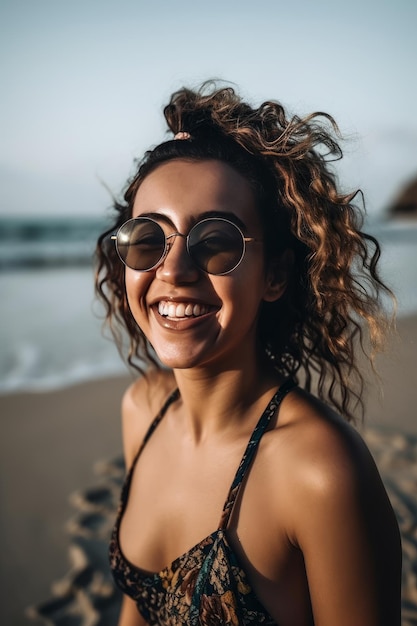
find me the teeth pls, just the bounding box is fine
[157,301,209,319]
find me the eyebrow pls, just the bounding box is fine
[136,210,248,232]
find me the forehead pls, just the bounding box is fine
[132,159,259,227]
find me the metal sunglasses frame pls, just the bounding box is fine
[111,216,261,275]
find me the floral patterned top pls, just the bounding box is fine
[109,379,296,625]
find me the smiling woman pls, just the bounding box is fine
[120,159,275,372]
[95,83,401,626]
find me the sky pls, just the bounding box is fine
[1,0,417,219]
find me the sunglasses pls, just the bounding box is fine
[111,217,260,276]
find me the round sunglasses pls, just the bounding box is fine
[111,216,260,276]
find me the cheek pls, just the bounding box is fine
[124,269,153,322]
[218,264,268,319]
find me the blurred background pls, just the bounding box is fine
[1,0,417,393]
[1,0,416,624]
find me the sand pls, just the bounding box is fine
[0,377,128,625]
[0,316,416,626]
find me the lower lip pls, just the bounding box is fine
[151,306,218,330]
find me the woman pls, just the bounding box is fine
[96,83,402,625]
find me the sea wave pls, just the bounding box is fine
[1,344,128,394]
[0,216,111,269]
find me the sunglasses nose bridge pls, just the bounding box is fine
[164,231,188,258]
[157,230,199,279]
[165,231,186,243]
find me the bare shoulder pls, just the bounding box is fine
[267,388,402,624]
[277,387,380,485]
[121,368,177,468]
[273,387,400,541]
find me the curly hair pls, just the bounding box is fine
[95,81,394,422]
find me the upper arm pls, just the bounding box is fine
[290,427,401,626]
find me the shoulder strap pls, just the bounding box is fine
[128,387,180,476]
[218,378,296,530]
[116,386,179,520]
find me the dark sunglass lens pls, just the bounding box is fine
[189,219,244,275]
[116,219,165,270]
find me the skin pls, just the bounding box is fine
[116,159,402,626]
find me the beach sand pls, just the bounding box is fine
[0,376,128,625]
[0,316,416,625]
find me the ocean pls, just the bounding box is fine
[1,216,416,394]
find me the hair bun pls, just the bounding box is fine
[164,84,233,138]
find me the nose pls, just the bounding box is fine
[155,233,200,284]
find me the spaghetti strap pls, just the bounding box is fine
[129,387,180,474]
[219,378,297,530]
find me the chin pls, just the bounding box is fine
[154,345,222,372]
[153,350,204,371]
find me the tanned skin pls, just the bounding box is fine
[116,160,402,626]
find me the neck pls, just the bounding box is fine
[172,352,283,444]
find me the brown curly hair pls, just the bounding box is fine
[95,82,394,422]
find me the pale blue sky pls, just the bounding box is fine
[1,0,416,217]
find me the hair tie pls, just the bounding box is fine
[174,131,191,140]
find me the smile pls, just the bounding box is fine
[157,301,212,320]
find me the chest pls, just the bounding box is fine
[120,438,238,558]
[119,431,291,580]
[114,434,311,626]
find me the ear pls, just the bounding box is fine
[263,249,293,303]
